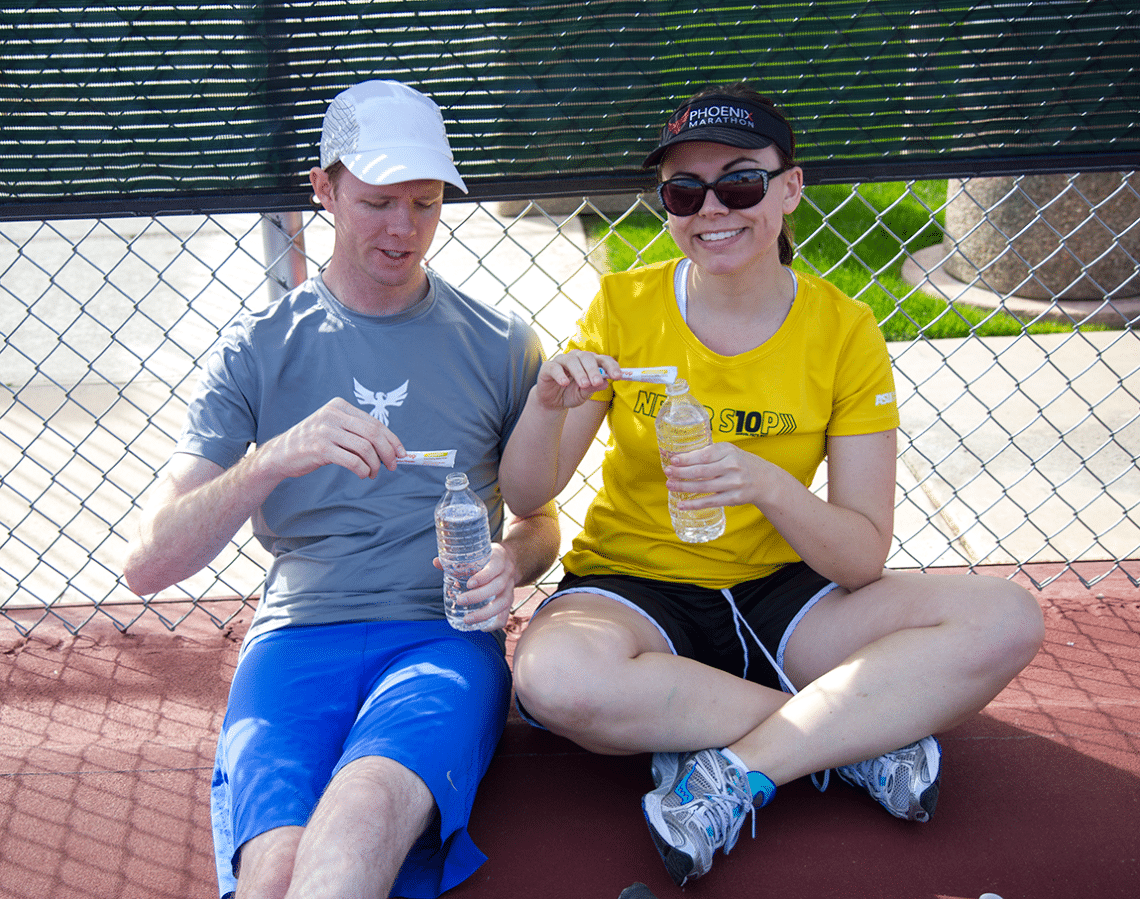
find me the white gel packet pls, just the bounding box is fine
[395,450,457,468]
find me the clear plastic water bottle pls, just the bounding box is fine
[655,378,726,543]
[434,472,495,630]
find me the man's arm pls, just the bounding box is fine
[451,498,560,631]
[123,451,266,596]
[500,499,561,587]
[123,398,406,596]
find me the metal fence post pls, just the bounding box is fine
[262,211,308,300]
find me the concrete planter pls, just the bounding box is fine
[943,173,1140,300]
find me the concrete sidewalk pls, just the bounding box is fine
[889,329,1139,572]
[2,205,1136,618]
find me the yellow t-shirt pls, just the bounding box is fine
[562,258,899,588]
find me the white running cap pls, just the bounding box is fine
[319,79,467,193]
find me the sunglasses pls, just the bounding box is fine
[657,166,790,217]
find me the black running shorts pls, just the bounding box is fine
[549,562,837,691]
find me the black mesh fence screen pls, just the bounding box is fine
[2,1,1138,215]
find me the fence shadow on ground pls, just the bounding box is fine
[2,565,1137,899]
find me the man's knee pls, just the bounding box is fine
[234,825,303,899]
[275,756,436,897]
[322,755,436,840]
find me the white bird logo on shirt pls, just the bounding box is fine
[353,378,409,425]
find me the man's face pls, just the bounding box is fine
[317,167,445,299]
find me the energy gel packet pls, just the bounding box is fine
[602,365,678,385]
[395,449,457,468]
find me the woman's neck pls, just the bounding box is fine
[684,259,796,356]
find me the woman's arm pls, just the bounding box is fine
[499,351,616,516]
[766,430,895,588]
[665,429,896,590]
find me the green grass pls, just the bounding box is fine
[584,181,1083,342]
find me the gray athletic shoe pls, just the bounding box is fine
[649,750,686,789]
[642,748,752,886]
[835,735,941,822]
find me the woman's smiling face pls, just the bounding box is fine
[660,140,801,278]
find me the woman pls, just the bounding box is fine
[498,82,1044,886]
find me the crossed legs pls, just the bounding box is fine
[512,571,1045,785]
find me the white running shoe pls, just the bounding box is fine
[836,735,941,822]
[649,750,686,789]
[642,748,752,886]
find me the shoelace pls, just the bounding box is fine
[844,746,922,801]
[720,587,831,793]
[841,754,884,792]
[693,777,753,851]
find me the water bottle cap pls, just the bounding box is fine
[445,472,469,489]
[666,378,688,395]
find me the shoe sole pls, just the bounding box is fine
[912,736,941,822]
[642,796,696,887]
[915,778,939,821]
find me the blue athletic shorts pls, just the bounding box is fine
[211,619,511,899]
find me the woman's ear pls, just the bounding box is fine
[781,165,805,214]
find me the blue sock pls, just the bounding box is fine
[747,770,777,807]
[719,748,777,807]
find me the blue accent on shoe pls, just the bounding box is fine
[747,770,777,807]
[672,767,695,803]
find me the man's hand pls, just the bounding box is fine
[259,397,407,480]
[433,542,518,630]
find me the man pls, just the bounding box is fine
[123,79,559,899]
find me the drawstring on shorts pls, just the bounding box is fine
[719,587,831,792]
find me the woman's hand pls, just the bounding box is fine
[533,350,621,411]
[666,431,897,591]
[663,441,775,509]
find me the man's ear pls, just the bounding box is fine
[309,166,335,212]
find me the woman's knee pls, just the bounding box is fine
[513,622,608,729]
[989,579,1045,666]
[515,606,658,732]
[950,576,1045,681]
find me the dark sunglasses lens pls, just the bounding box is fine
[660,180,705,216]
[715,171,768,209]
[660,171,772,215]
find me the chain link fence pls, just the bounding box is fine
[2,174,1139,637]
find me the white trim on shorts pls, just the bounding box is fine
[540,586,677,654]
[775,580,842,687]
[543,578,842,690]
